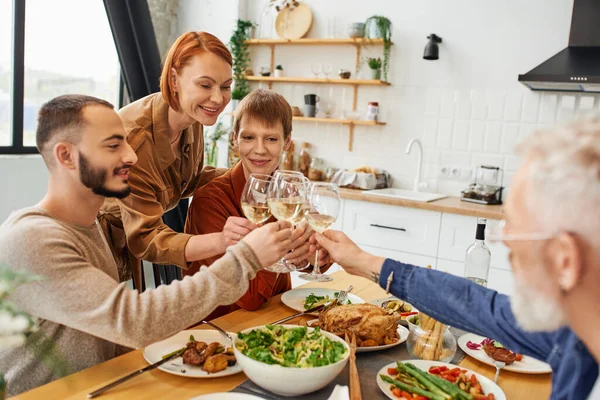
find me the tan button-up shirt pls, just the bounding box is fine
[99,93,220,281]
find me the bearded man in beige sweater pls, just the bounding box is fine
[0,94,294,396]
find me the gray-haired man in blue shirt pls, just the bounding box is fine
[314,118,600,400]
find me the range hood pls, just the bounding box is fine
[518,0,600,92]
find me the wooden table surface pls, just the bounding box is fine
[11,271,551,400]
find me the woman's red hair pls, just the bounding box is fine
[160,31,232,111]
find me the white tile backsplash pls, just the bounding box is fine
[437,119,454,149]
[484,122,503,153]
[521,91,541,123]
[468,121,486,152]
[504,91,523,122]
[452,121,470,151]
[488,91,506,121]
[539,94,558,124]
[501,124,520,154]
[440,90,457,119]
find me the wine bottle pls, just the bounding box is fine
[464,218,491,287]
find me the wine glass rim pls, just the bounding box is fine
[248,173,273,181]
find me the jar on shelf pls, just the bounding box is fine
[366,101,379,121]
[406,313,456,363]
[298,142,311,178]
[308,157,324,181]
[280,141,295,171]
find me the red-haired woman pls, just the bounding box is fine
[99,32,256,286]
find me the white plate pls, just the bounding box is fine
[457,333,552,374]
[143,330,242,378]
[280,288,365,315]
[189,394,265,400]
[369,297,419,327]
[376,360,506,400]
[307,319,409,353]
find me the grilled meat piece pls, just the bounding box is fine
[483,343,517,365]
[183,347,204,365]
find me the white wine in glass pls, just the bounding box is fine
[299,182,340,282]
[240,174,272,225]
[266,173,306,273]
[305,212,336,233]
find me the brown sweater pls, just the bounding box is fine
[184,162,291,320]
[0,207,262,396]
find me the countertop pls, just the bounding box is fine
[339,188,504,220]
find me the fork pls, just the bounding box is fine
[200,320,233,344]
[493,360,506,384]
[335,285,353,305]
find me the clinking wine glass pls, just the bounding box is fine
[240,174,273,225]
[285,176,311,271]
[299,182,340,282]
[266,172,306,273]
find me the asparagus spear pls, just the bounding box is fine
[380,375,446,400]
[397,362,452,399]
[404,363,474,400]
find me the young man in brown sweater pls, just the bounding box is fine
[0,95,293,396]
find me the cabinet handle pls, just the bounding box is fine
[370,224,407,232]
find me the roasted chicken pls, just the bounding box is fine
[181,339,236,373]
[312,303,401,346]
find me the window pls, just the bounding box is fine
[1,0,120,153]
[0,1,12,146]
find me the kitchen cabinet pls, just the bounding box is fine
[342,199,442,258]
[331,198,514,295]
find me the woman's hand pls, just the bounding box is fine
[242,221,294,268]
[221,216,257,250]
[284,223,313,265]
[313,230,385,279]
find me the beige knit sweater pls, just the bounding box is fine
[0,207,262,396]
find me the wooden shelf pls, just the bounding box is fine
[242,37,392,152]
[293,116,385,126]
[245,38,392,46]
[246,76,390,86]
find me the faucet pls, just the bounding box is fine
[405,138,427,192]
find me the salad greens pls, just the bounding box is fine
[303,292,352,310]
[235,325,347,368]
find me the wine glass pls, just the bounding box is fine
[311,63,322,78]
[266,172,306,273]
[286,176,312,271]
[322,63,333,78]
[299,182,341,282]
[241,174,272,225]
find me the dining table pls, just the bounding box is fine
[10,270,552,400]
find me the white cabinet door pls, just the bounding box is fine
[437,214,511,271]
[342,200,442,257]
[360,244,437,269]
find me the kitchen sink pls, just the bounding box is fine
[364,188,448,203]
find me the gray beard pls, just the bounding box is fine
[510,276,567,331]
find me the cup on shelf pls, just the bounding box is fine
[304,94,320,105]
[304,105,318,118]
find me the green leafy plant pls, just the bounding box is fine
[204,118,230,167]
[229,19,256,101]
[364,15,392,81]
[367,57,382,70]
[0,267,70,395]
[276,64,283,70]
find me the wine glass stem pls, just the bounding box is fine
[312,248,321,276]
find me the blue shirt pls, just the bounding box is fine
[379,259,598,400]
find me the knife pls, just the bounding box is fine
[87,347,186,398]
[271,303,326,325]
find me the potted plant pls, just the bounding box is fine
[364,15,392,81]
[274,64,284,77]
[229,19,255,107]
[204,118,230,167]
[0,267,70,399]
[367,57,382,80]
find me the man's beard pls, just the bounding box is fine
[79,152,131,199]
[510,274,567,331]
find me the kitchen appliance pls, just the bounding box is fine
[461,165,504,205]
[518,0,600,92]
